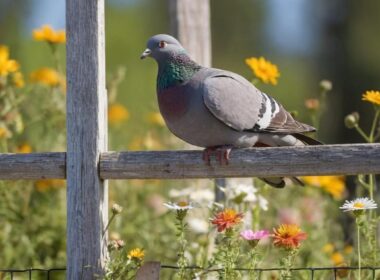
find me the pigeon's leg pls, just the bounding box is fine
[202,147,217,166]
[215,145,233,165]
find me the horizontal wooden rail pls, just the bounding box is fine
[100,144,380,179]
[0,152,66,179]
[0,144,379,180]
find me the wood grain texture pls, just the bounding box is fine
[169,0,212,67]
[0,153,65,179]
[100,144,380,179]
[66,0,108,279]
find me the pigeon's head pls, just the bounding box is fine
[140,34,186,62]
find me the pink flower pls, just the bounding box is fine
[240,229,270,248]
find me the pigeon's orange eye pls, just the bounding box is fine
[158,41,167,48]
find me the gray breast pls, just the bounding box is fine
[157,71,256,148]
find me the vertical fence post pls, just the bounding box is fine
[169,0,226,201]
[66,0,108,279]
[169,0,212,67]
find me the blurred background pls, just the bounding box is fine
[1,0,379,145]
[0,0,379,278]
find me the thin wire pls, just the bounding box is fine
[0,266,378,279]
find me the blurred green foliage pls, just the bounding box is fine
[0,1,379,279]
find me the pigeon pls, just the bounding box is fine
[141,34,321,188]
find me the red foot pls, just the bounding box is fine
[202,146,232,166]
[202,147,216,166]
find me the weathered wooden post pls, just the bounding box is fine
[169,0,212,67]
[169,0,226,201]
[66,0,108,278]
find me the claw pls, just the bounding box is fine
[216,146,232,165]
[202,147,215,166]
[202,146,232,166]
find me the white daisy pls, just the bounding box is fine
[340,197,377,212]
[163,201,195,211]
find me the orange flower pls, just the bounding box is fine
[33,25,66,44]
[331,252,344,265]
[35,179,65,192]
[108,103,129,125]
[273,224,307,250]
[17,143,32,153]
[30,67,62,87]
[304,98,320,111]
[211,208,243,232]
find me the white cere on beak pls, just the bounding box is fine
[140,48,151,59]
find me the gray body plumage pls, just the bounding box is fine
[158,67,309,149]
[141,34,320,188]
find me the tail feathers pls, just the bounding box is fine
[293,133,323,145]
[260,176,304,188]
[260,177,285,188]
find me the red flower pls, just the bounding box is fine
[273,224,307,249]
[211,208,243,232]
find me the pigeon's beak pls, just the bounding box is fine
[140,48,151,59]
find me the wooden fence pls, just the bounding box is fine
[1,0,379,279]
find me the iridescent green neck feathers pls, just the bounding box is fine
[157,54,201,91]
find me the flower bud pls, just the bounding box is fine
[344,112,359,129]
[108,240,119,252]
[305,98,320,111]
[116,239,125,248]
[320,80,332,91]
[111,203,123,215]
[289,110,298,118]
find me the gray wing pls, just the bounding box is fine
[202,69,315,134]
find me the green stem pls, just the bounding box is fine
[103,213,116,237]
[354,125,371,142]
[176,213,188,280]
[248,250,259,280]
[369,174,374,201]
[280,249,297,280]
[369,110,380,142]
[357,220,361,280]
[50,43,63,74]
[368,174,377,265]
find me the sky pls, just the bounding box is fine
[24,0,139,33]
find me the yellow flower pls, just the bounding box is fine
[30,68,63,87]
[0,45,20,77]
[128,137,143,151]
[245,57,280,85]
[127,248,144,260]
[142,132,162,150]
[302,176,345,200]
[343,245,353,254]
[17,143,32,153]
[0,127,11,139]
[146,112,165,127]
[362,90,380,106]
[322,243,334,254]
[33,25,66,44]
[12,72,25,88]
[35,179,65,192]
[330,252,344,265]
[108,103,130,124]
